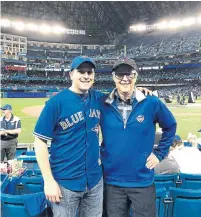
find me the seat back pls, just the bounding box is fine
[1,176,47,217]
[21,176,44,194]
[23,169,42,177]
[154,174,178,191]
[178,173,201,189]
[156,188,167,217]
[168,187,201,217]
[1,197,30,217]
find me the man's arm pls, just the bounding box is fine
[4,128,21,134]
[153,99,177,161]
[34,136,62,202]
[146,99,177,170]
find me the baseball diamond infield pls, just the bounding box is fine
[22,105,44,117]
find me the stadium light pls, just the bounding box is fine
[13,21,25,31]
[1,17,86,35]
[0,19,11,27]
[40,24,51,33]
[136,24,146,31]
[52,26,65,34]
[181,18,195,26]
[167,20,181,28]
[27,23,39,31]
[156,21,168,29]
[130,24,146,32]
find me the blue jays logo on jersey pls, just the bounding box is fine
[91,124,99,134]
[136,115,144,123]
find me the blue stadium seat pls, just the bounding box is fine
[167,187,201,217]
[156,188,167,217]
[21,176,43,194]
[16,148,27,157]
[23,169,42,177]
[184,142,192,147]
[154,174,178,191]
[1,176,51,217]
[177,173,201,189]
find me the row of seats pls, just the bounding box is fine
[130,187,201,217]
[1,171,201,217]
[155,173,201,191]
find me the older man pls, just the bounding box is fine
[0,104,21,161]
[100,58,177,217]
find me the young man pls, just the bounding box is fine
[99,58,177,217]
[34,56,151,217]
[0,104,21,162]
[34,56,103,217]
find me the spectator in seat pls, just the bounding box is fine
[169,135,201,174]
[154,135,180,175]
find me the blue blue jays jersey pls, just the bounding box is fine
[34,89,103,191]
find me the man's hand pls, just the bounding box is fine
[44,179,62,203]
[137,87,153,96]
[146,153,159,169]
[0,130,7,136]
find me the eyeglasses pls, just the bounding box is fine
[114,72,137,80]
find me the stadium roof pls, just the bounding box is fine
[1,1,201,43]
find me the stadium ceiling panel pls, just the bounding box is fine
[1,1,201,42]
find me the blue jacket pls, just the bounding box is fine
[34,89,103,191]
[100,89,177,187]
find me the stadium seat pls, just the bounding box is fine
[167,187,201,217]
[1,176,51,217]
[23,169,42,177]
[177,173,201,189]
[156,188,167,217]
[154,174,178,192]
[21,176,43,194]
[184,142,192,147]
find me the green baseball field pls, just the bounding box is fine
[1,97,201,143]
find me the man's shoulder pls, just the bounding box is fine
[145,95,161,105]
[90,89,106,99]
[46,89,68,104]
[13,116,20,122]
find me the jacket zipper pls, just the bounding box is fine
[110,104,126,128]
[109,99,145,129]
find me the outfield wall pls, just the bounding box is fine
[3,92,53,98]
[2,90,112,98]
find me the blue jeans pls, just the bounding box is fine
[51,178,103,217]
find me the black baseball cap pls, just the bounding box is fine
[112,58,138,72]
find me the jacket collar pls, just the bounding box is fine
[105,88,146,105]
[3,114,14,122]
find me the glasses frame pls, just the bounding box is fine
[113,71,137,81]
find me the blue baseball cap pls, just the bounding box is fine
[1,104,12,110]
[70,56,95,71]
